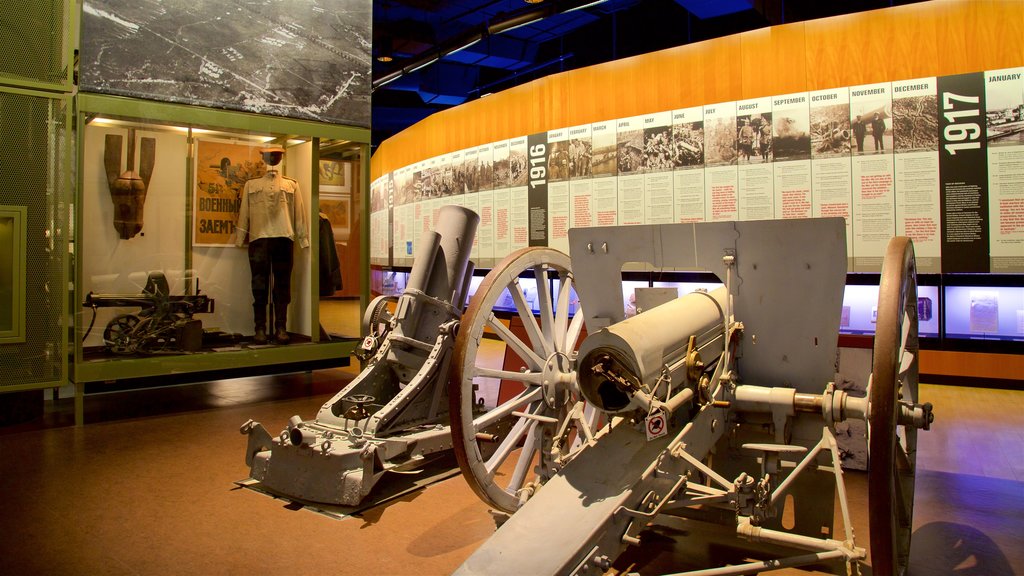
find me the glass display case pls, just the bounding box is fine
[944,275,1024,343]
[375,263,1022,360]
[839,282,941,339]
[371,269,409,297]
[73,94,367,386]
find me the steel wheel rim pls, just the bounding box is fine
[103,314,141,355]
[449,247,592,513]
[868,236,919,576]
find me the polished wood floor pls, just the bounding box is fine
[0,317,1020,576]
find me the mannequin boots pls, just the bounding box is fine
[273,303,290,344]
[253,304,268,344]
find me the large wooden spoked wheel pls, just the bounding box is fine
[449,247,594,513]
[869,236,919,576]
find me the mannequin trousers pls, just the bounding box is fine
[248,237,294,327]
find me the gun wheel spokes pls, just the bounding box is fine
[103,314,141,355]
[869,236,919,576]
[450,247,593,514]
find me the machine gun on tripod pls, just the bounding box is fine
[83,272,214,354]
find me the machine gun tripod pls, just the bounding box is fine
[449,219,933,575]
[83,272,214,355]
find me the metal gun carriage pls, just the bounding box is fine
[449,218,932,575]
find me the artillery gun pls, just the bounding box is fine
[449,218,932,575]
[240,205,478,505]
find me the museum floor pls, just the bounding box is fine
[0,353,1021,574]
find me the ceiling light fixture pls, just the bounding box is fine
[376,37,394,62]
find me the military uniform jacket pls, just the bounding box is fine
[235,172,310,248]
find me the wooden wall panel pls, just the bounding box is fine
[762,23,808,97]
[702,34,744,105]
[921,349,1024,381]
[371,0,1024,179]
[739,28,775,100]
[888,1,940,81]
[803,13,869,90]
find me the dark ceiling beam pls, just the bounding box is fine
[373,0,610,90]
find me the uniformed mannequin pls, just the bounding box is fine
[234,146,309,344]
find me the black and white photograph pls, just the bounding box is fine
[985,70,1024,147]
[850,101,892,155]
[671,121,705,168]
[705,115,737,167]
[80,0,371,127]
[414,167,435,200]
[393,170,414,206]
[772,114,811,161]
[592,128,617,177]
[549,140,571,182]
[810,103,852,158]
[736,113,772,164]
[617,129,644,174]
[509,147,528,187]
[462,154,480,194]
[568,136,592,179]
[643,126,674,172]
[476,151,494,191]
[495,143,512,186]
[893,95,939,152]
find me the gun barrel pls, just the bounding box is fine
[577,286,728,414]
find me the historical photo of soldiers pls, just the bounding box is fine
[413,167,435,200]
[440,158,475,195]
[642,125,674,172]
[549,140,571,182]
[617,129,644,174]
[461,155,480,193]
[772,114,811,161]
[475,154,494,191]
[592,130,618,177]
[509,147,528,187]
[493,153,511,187]
[568,136,593,179]
[985,78,1024,147]
[705,115,737,167]
[892,95,938,153]
[736,113,773,164]
[851,100,892,154]
[810,103,852,158]
[671,121,705,168]
[434,162,454,197]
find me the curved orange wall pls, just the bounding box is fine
[371,0,1024,179]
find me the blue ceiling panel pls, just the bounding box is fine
[672,0,753,19]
